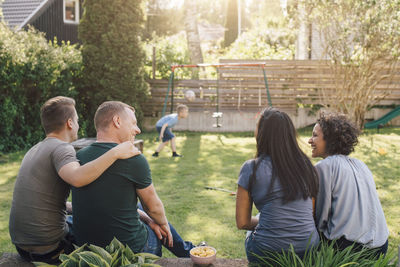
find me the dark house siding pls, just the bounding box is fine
[28,0,82,44]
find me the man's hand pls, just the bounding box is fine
[112,140,141,159]
[148,221,166,239]
[158,223,173,247]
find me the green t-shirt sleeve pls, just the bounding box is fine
[122,154,152,189]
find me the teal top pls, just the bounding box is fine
[72,143,152,252]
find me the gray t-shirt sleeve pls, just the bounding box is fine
[52,143,78,172]
[237,160,253,190]
[315,160,333,231]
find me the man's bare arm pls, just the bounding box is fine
[59,140,140,187]
[137,184,173,247]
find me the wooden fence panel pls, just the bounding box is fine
[144,60,400,116]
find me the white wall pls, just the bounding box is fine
[143,107,400,132]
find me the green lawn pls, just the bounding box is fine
[0,128,399,260]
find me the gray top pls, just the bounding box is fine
[315,155,389,248]
[9,138,77,246]
[238,156,319,253]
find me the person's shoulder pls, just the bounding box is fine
[240,159,255,172]
[348,156,370,170]
[315,155,338,173]
[121,154,149,166]
[47,138,74,153]
[316,155,342,166]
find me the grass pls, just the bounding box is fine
[0,128,399,261]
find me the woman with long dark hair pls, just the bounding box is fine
[309,113,389,255]
[236,107,320,264]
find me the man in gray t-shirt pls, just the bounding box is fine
[10,138,77,250]
[9,96,139,264]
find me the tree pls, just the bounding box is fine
[79,0,148,136]
[224,0,238,47]
[299,0,400,128]
[183,0,203,68]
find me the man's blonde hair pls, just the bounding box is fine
[94,101,135,131]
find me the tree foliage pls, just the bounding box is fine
[299,0,400,128]
[0,23,82,152]
[79,0,148,136]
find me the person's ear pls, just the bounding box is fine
[112,115,121,129]
[66,118,73,129]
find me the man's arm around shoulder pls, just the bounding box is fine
[59,140,140,187]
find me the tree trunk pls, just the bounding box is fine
[183,0,203,76]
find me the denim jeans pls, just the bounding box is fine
[16,215,76,265]
[245,231,306,265]
[139,205,195,257]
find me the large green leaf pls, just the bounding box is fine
[59,258,79,267]
[78,251,110,267]
[120,254,131,265]
[135,253,160,261]
[111,250,123,267]
[108,237,125,252]
[88,244,113,264]
[78,258,90,267]
[122,245,135,262]
[111,248,123,267]
[32,263,57,267]
[69,244,87,261]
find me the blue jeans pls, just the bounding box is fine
[245,231,306,265]
[139,205,195,257]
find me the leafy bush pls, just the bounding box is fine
[144,32,191,79]
[223,27,295,60]
[33,237,160,267]
[252,241,396,267]
[79,0,149,137]
[0,22,82,153]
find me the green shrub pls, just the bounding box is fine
[144,32,191,79]
[223,27,295,60]
[33,237,160,267]
[252,241,396,267]
[79,0,148,137]
[0,22,82,153]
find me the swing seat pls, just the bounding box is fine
[212,112,223,118]
[213,123,222,128]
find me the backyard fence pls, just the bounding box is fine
[145,59,400,117]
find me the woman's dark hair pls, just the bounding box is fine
[248,107,319,202]
[317,113,360,156]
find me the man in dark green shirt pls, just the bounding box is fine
[72,101,195,257]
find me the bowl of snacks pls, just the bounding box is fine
[190,246,217,265]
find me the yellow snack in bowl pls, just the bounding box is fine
[190,246,215,257]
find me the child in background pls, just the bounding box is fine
[152,104,188,157]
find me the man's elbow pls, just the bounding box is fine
[236,220,248,230]
[66,176,86,188]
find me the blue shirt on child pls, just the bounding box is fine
[156,114,179,128]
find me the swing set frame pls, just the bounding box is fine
[161,63,272,127]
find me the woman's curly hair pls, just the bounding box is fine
[317,113,361,156]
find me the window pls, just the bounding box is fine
[63,0,79,24]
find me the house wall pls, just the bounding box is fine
[29,0,82,44]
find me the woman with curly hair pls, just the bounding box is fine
[236,108,320,264]
[309,113,389,255]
